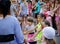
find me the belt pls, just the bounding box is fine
[0,34,14,42]
[29,32,34,34]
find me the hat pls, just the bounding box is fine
[42,27,55,39]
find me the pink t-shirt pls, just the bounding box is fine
[45,11,52,26]
[27,34,34,42]
[28,3,32,15]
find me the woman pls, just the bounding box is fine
[0,0,24,44]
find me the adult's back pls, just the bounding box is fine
[0,0,24,44]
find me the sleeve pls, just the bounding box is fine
[14,18,24,44]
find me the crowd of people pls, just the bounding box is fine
[0,0,60,44]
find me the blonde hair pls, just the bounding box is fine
[10,0,17,4]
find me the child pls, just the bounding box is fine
[25,17,37,44]
[32,0,40,18]
[17,16,28,44]
[42,20,56,44]
[27,0,32,16]
[30,14,45,44]
[55,7,60,35]
[10,0,19,17]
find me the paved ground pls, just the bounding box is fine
[55,35,60,44]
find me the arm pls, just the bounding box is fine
[13,8,19,17]
[52,6,59,12]
[31,27,42,40]
[34,4,40,13]
[25,23,41,34]
[48,5,60,17]
[26,25,37,34]
[14,18,24,44]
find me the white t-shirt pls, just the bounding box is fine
[26,23,35,33]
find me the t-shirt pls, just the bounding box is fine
[26,23,35,32]
[26,23,35,42]
[0,16,24,44]
[35,23,43,39]
[35,23,43,44]
[20,3,28,16]
[34,3,40,14]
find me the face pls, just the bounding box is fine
[37,15,43,22]
[32,0,36,5]
[27,21,32,26]
[11,0,17,4]
[42,22,46,27]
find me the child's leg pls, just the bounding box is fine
[24,39,27,44]
[57,22,60,35]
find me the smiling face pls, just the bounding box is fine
[37,15,44,22]
[32,0,36,5]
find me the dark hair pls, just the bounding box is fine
[27,18,33,23]
[27,0,32,2]
[58,0,60,4]
[38,13,46,19]
[44,20,50,26]
[22,0,25,2]
[0,0,11,18]
[35,0,38,2]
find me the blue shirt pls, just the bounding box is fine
[0,16,24,44]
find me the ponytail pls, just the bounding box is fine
[45,38,56,44]
[47,39,56,44]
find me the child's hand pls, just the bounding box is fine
[30,37,35,41]
[34,7,36,10]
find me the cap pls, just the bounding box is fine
[42,27,55,39]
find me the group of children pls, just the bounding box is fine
[10,0,60,44]
[17,14,55,44]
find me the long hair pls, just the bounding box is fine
[0,0,11,18]
[45,38,56,44]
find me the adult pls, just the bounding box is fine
[0,0,24,44]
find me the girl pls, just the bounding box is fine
[26,17,36,44]
[20,0,28,17]
[55,7,60,35]
[27,0,32,16]
[32,0,40,18]
[42,20,56,44]
[30,14,45,44]
[10,0,19,17]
